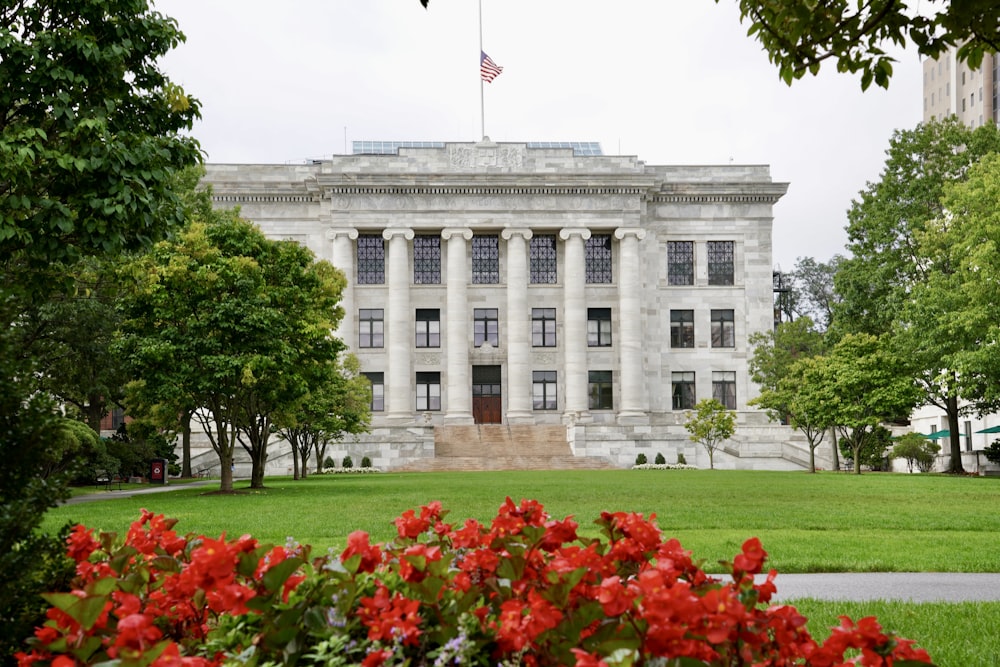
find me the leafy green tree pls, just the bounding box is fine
[892,433,941,473]
[720,1,1000,89]
[834,119,1000,474]
[684,398,737,470]
[118,210,347,491]
[794,334,922,474]
[1,2,199,658]
[787,256,843,332]
[277,354,371,479]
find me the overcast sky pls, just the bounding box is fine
[155,0,924,271]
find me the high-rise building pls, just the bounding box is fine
[201,140,818,471]
[922,48,997,128]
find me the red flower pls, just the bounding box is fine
[357,583,423,646]
[571,648,609,667]
[596,575,634,616]
[341,531,383,573]
[66,524,100,562]
[733,537,768,575]
[398,543,442,583]
[394,508,430,539]
[361,649,393,667]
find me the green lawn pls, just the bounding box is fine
[47,469,1000,573]
[44,469,1000,666]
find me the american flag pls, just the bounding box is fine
[480,51,503,83]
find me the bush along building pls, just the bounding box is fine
[201,140,817,472]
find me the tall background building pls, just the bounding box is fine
[922,47,997,127]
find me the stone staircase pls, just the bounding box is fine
[395,424,616,472]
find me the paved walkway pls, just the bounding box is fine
[62,484,1000,602]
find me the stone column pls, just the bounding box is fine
[502,228,533,422]
[383,229,414,421]
[615,228,648,421]
[442,228,473,423]
[327,228,358,346]
[559,228,591,420]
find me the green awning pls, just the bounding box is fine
[975,425,1000,434]
[924,429,951,439]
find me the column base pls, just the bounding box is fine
[386,412,417,425]
[562,410,592,425]
[616,411,650,425]
[443,413,474,425]
[506,410,533,424]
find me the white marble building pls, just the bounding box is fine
[202,140,814,471]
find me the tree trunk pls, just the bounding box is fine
[181,409,192,478]
[945,393,965,474]
[809,443,816,473]
[831,428,840,472]
[85,394,104,433]
[291,435,300,480]
[220,450,234,492]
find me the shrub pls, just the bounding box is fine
[634,452,647,465]
[654,452,666,465]
[342,455,353,469]
[361,455,372,468]
[892,433,941,473]
[19,503,933,667]
[323,456,336,469]
[984,439,1000,465]
[677,452,687,465]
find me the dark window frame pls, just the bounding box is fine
[710,309,735,348]
[357,234,386,285]
[707,240,735,286]
[413,235,442,284]
[670,310,695,348]
[471,235,500,284]
[415,308,441,348]
[358,309,384,348]
[363,372,385,412]
[474,308,499,347]
[587,307,612,347]
[531,308,557,347]
[529,235,558,284]
[532,370,558,410]
[416,371,441,411]
[588,370,613,410]
[712,371,736,410]
[667,241,694,286]
[585,234,613,284]
[671,371,695,410]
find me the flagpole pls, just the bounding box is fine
[478,0,485,141]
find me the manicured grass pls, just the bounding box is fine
[45,469,1000,573]
[792,599,1000,667]
[43,469,1000,666]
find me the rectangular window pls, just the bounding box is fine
[415,372,441,411]
[531,308,557,347]
[415,309,440,348]
[671,372,695,410]
[712,371,736,410]
[474,308,499,347]
[472,235,500,284]
[585,234,613,284]
[711,309,735,348]
[363,372,384,412]
[532,370,557,410]
[588,370,613,410]
[357,234,385,285]
[413,235,441,284]
[707,241,735,285]
[667,241,694,285]
[670,310,694,348]
[358,309,384,348]
[587,308,612,347]
[529,235,557,284]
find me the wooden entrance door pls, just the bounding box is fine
[472,365,502,424]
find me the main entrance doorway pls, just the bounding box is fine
[472,365,502,424]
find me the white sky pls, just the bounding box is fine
[154,0,924,271]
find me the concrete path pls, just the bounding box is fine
[61,485,1000,602]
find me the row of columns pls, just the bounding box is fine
[328,227,647,423]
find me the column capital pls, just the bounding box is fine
[383,228,415,241]
[614,228,647,241]
[441,227,473,241]
[501,228,533,241]
[326,228,359,241]
[559,228,592,241]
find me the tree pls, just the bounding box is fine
[276,355,372,480]
[788,256,843,332]
[892,433,941,473]
[684,398,736,470]
[118,210,347,491]
[1,1,200,659]
[720,0,1000,89]
[794,334,922,474]
[835,119,1000,473]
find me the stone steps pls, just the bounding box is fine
[393,424,616,472]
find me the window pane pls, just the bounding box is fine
[359,309,384,348]
[711,309,735,348]
[585,234,613,284]
[667,241,694,286]
[363,372,384,411]
[413,235,441,284]
[707,241,734,286]
[587,308,612,347]
[529,235,557,284]
[472,235,500,284]
[670,310,694,348]
[357,234,385,284]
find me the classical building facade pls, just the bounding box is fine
[202,140,813,471]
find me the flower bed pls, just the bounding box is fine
[319,466,382,475]
[631,463,700,471]
[17,501,933,666]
